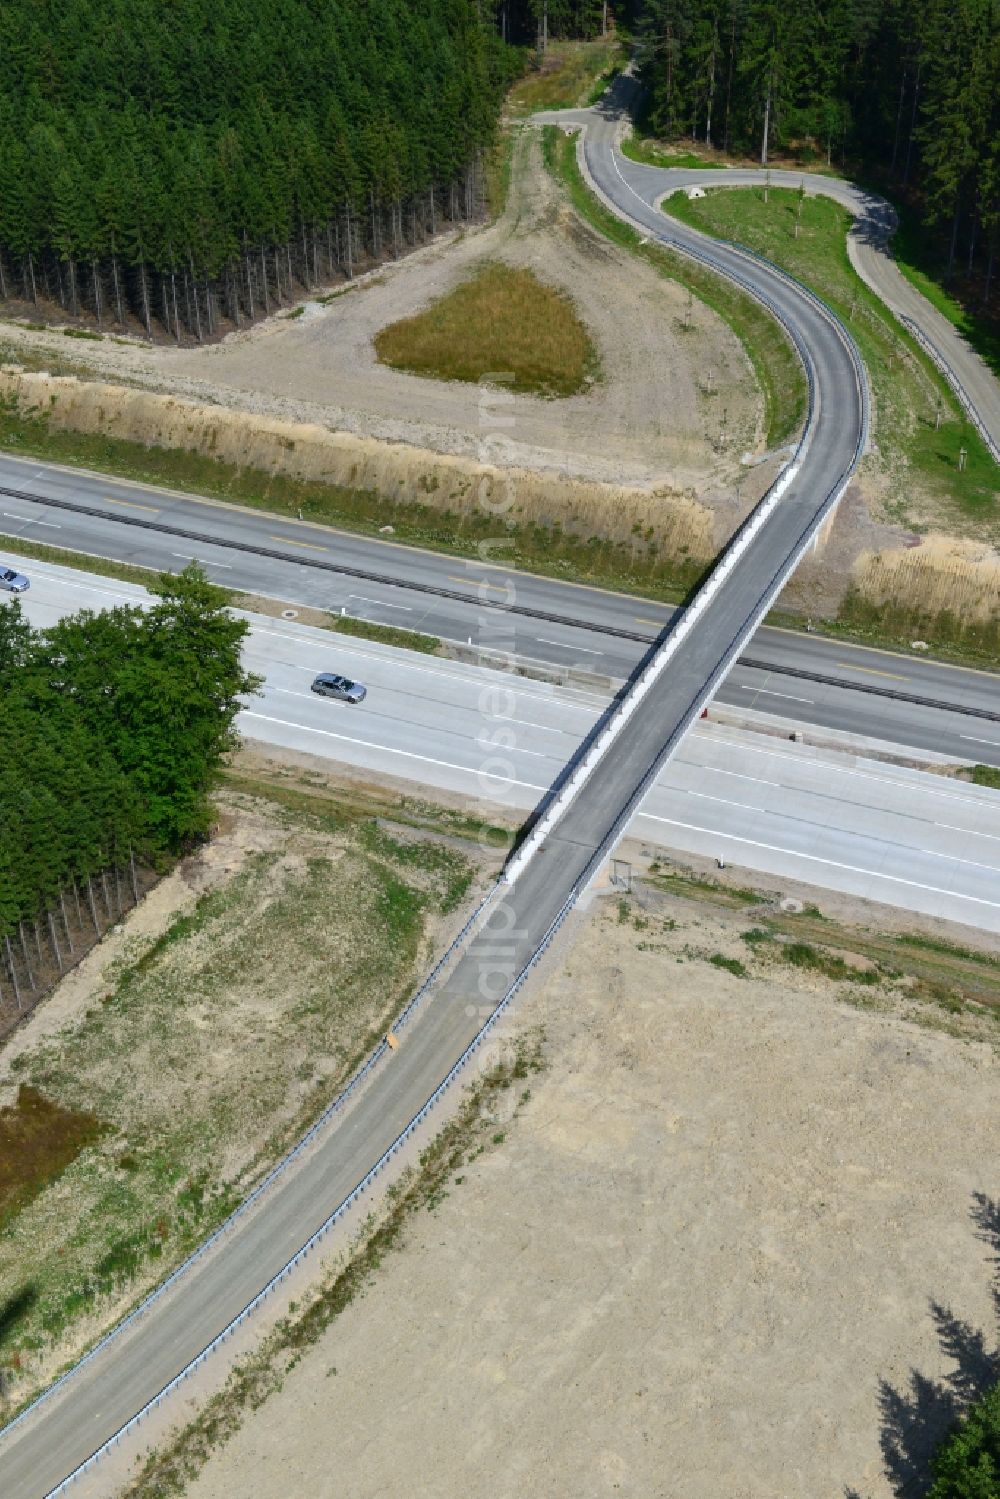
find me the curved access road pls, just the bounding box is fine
[0,87,871,1498]
[548,80,1000,461]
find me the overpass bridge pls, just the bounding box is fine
[0,82,869,1498]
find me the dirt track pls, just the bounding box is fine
[0,130,758,501]
[183,884,999,1499]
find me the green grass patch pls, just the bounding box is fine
[709,952,747,977]
[620,138,726,171]
[965,764,1000,790]
[486,126,516,220]
[889,198,1000,383]
[507,38,623,115]
[646,862,762,907]
[543,126,806,447]
[324,613,439,654]
[61,327,103,341]
[374,261,599,398]
[661,186,999,529]
[779,940,881,985]
[833,588,1000,667]
[0,531,162,590]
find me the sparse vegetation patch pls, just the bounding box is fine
[0,785,476,1409]
[375,262,599,398]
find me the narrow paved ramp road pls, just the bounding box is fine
[0,82,928,1499]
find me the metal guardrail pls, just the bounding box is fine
[11,124,867,1499]
[40,879,574,1497]
[0,483,649,645]
[898,315,1000,465]
[2,881,503,1474]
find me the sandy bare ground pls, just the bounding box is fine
[0,130,758,500]
[183,882,999,1499]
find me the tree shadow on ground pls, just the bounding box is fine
[846,1193,1000,1498]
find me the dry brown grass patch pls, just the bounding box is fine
[374,262,599,397]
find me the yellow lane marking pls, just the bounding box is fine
[104,496,159,513]
[835,661,908,681]
[270,535,328,552]
[635,616,665,627]
[448,573,513,589]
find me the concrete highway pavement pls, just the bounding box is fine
[2,461,999,766]
[19,559,1000,934]
[4,553,999,1492]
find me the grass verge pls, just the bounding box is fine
[0,786,476,1408]
[620,138,726,171]
[507,37,623,115]
[220,760,515,850]
[649,858,1000,1040]
[0,535,442,655]
[660,186,998,531]
[374,261,599,397]
[963,765,1000,791]
[889,198,1000,383]
[0,401,705,602]
[120,1031,546,1499]
[542,126,806,448]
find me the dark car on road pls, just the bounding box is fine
[0,566,29,593]
[310,672,367,704]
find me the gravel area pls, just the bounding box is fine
[182,885,999,1499]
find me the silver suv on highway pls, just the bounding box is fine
[0,566,29,593]
[311,672,367,704]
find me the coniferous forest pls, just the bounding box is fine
[636,0,1000,297]
[0,569,255,1019]
[0,0,519,341]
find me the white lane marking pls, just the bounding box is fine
[3,512,60,528]
[685,732,1000,810]
[246,622,608,708]
[536,637,604,655]
[242,711,547,790]
[739,684,814,704]
[676,788,1000,872]
[934,821,1000,843]
[348,594,412,612]
[265,688,563,762]
[171,553,232,568]
[961,734,1000,749]
[640,814,1000,911]
[14,572,607,715]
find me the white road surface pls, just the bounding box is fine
[17,557,1000,937]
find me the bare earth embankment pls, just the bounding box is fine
[0,778,486,1414]
[0,129,759,507]
[179,867,1000,1499]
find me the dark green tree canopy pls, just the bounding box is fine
[0,567,258,942]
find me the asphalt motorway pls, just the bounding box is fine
[5,550,1000,1494]
[16,562,1000,933]
[1,456,998,767]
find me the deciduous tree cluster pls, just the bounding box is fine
[637,0,1000,295]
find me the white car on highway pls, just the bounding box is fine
[0,565,29,593]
